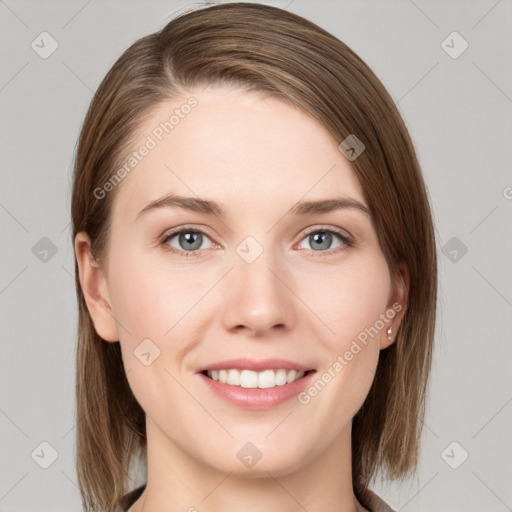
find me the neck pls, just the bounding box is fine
[132,418,366,512]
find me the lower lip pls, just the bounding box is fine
[198,371,316,410]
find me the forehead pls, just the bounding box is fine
[110,87,366,221]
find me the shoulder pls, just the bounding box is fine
[362,489,395,512]
[116,484,146,512]
[115,484,393,512]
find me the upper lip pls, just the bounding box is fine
[197,358,314,373]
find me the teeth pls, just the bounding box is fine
[205,369,306,388]
[241,369,258,388]
[227,369,240,386]
[275,369,287,385]
[257,369,275,389]
[286,370,297,383]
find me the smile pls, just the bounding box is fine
[203,368,309,388]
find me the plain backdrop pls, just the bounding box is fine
[1,1,511,511]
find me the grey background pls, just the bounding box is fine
[1,0,511,511]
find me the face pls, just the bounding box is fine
[76,86,406,478]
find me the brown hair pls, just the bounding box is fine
[71,3,437,511]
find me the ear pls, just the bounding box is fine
[380,262,409,350]
[74,231,119,342]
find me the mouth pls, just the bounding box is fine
[196,358,316,409]
[200,368,315,389]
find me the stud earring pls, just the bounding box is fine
[386,327,393,340]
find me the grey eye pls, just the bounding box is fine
[298,230,344,251]
[164,230,213,252]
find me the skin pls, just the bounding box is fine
[75,86,408,512]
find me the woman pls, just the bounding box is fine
[71,3,437,511]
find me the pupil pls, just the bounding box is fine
[177,231,333,252]
[181,232,201,250]
[311,231,331,250]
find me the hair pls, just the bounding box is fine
[70,3,437,511]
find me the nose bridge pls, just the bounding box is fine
[220,234,295,335]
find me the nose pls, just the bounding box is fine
[219,249,297,337]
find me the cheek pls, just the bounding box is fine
[303,254,391,347]
[108,255,191,343]
[296,258,390,432]
[107,254,210,392]
[108,264,182,413]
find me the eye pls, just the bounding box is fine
[159,227,214,257]
[159,226,354,258]
[296,227,354,255]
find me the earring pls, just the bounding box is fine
[386,327,393,340]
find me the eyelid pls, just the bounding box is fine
[159,224,355,256]
[158,225,217,253]
[300,224,353,241]
[294,225,355,255]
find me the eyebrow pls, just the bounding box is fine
[135,194,370,221]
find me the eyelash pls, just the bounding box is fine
[158,225,355,258]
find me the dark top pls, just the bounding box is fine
[116,484,395,512]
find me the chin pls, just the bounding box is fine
[201,442,311,479]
